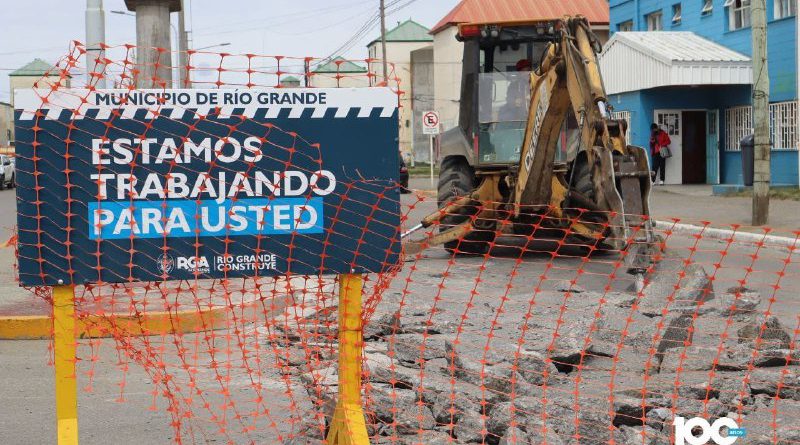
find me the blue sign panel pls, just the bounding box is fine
[14,88,400,285]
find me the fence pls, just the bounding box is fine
[5,43,800,445]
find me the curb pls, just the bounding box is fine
[654,220,799,249]
[0,305,233,340]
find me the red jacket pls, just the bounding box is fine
[650,130,671,155]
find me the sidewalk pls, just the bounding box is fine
[408,177,799,236]
[649,185,799,236]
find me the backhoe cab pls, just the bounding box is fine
[404,16,656,273]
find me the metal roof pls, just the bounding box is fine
[368,19,433,46]
[431,0,610,34]
[599,32,752,95]
[9,59,58,77]
[312,57,367,74]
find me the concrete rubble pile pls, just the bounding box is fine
[280,258,798,445]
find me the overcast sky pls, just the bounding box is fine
[0,0,459,101]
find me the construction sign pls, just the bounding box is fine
[13,88,400,285]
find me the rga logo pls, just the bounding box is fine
[674,416,746,445]
[176,256,210,273]
[157,254,174,274]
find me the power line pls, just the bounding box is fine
[193,0,375,37]
[319,0,421,62]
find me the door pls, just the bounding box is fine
[706,109,720,184]
[681,111,707,184]
[654,110,682,184]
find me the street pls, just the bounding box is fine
[1,183,798,443]
[1,0,799,442]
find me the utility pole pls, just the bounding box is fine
[751,0,770,226]
[177,0,189,87]
[85,0,107,88]
[379,0,388,83]
[125,0,181,88]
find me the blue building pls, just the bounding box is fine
[600,0,797,186]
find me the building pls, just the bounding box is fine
[0,101,12,148]
[7,58,69,148]
[410,45,435,162]
[279,76,302,88]
[9,59,69,106]
[367,19,434,162]
[430,0,611,133]
[310,57,370,88]
[602,0,798,186]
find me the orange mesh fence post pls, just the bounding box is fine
[326,273,370,445]
[53,284,79,445]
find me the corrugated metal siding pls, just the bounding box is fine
[431,0,610,34]
[600,32,752,95]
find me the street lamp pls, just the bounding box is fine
[111,9,179,43]
[194,43,231,51]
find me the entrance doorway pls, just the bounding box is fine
[654,109,711,184]
[681,111,707,184]
[654,110,682,184]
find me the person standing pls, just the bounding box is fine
[650,123,671,185]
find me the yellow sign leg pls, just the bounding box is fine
[325,274,370,445]
[54,285,79,445]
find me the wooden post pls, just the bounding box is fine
[53,285,79,445]
[751,0,770,226]
[326,274,370,445]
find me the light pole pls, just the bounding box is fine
[86,0,107,88]
[194,43,231,51]
[111,10,179,46]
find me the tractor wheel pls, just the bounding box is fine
[437,156,494,254]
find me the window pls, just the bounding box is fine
[611,111,632,144]
[725,105,752,151]
[775,0,796,18]
[646,11,664,30]
[702,0,714,15]
[725,0,751,30]
[770,101,798,150]
[618,20,634,31]
[672,3,683,23]
[724,101,798,151]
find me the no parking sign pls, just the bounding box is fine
[422,110,440,135]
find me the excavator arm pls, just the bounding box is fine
[513,16,652,252]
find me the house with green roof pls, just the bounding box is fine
[9,59,69,106]
[279,76,302,88]
[313,57,368,74]
[310,56,370,88]
[367,19,434,162]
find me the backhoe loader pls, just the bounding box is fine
[403,16,656,273]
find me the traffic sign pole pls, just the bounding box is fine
[429,135,434,188]
[421,111,440,189]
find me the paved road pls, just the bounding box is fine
[408,178,799,235]
[1,180,798,443]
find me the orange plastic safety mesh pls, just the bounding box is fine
[9,44,800,445]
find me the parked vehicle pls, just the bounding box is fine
[0,155,14,190]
